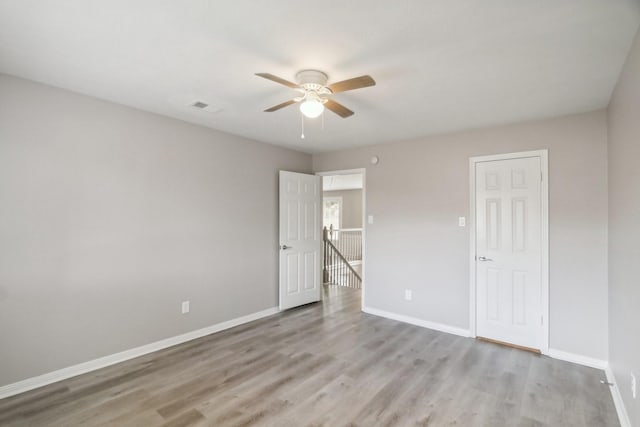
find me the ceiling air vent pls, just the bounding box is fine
[191,101,209,109]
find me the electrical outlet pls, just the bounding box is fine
[631,372,636,399]
[458,217,466,227]
[404,289,412,301]
[181,301,190,314]
[368,215,374,224]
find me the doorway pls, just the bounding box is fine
[317,169,366,309]
[469,150,549,353]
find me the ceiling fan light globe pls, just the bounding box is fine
[300,99,324,118]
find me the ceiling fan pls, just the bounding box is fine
[255,70,376,119]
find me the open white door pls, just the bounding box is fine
[279,171,322,310]
[475,156,543,350]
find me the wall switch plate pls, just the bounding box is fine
[458,217,466,227]
[404,289,412,301]
[181,301,190,314]
[632,372,637,399]
[368,215,374,224]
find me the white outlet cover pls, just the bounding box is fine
[368,215,374,224]
[181,301,190,314]
[405,290,412,301]
[458,217,466,227]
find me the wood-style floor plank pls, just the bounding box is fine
[0,286,619,426]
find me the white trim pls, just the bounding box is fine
[361,170,366,311]
[469,149,550,355]
[540,151,549,355]
[363,306,471,338]
[316,168,366,177]
[547,348,607,370]
[0,306,279,400]
[316,168,367,311]
[605,364,632,427]
[470,150,548,162]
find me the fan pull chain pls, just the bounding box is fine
[300,113,305,139]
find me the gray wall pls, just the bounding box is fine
[608,27,640,425]
[0,74,311,386]
[323,189,363,229]
[313,111,609,361]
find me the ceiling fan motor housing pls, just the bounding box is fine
[296,70,330,92]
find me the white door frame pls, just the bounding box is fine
[316,168,366,311]
[469,150,549,354]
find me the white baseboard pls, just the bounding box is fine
[362,306,471,338]
[605,364,632,427]
[361,308,612,368]
[0,306,280,400]
[547,348,608,370]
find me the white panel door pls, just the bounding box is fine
[279,171,321,310]
[475,156,542,349]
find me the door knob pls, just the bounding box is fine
[477,256,493,261]
[280,245,291,250]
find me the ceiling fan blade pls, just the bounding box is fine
[324,99,354,118]
[264,99,297,112]
[328,75,376,93]
[255,73,299,89]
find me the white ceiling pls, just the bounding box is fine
[1,1,639,154]
[323,174,363,192]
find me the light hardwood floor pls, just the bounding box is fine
[0,286,619,426]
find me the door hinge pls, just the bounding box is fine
[540,171,543,182]
[540,315,544,326]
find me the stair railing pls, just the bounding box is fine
[323,226,362,289]
[326,227,362,262]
